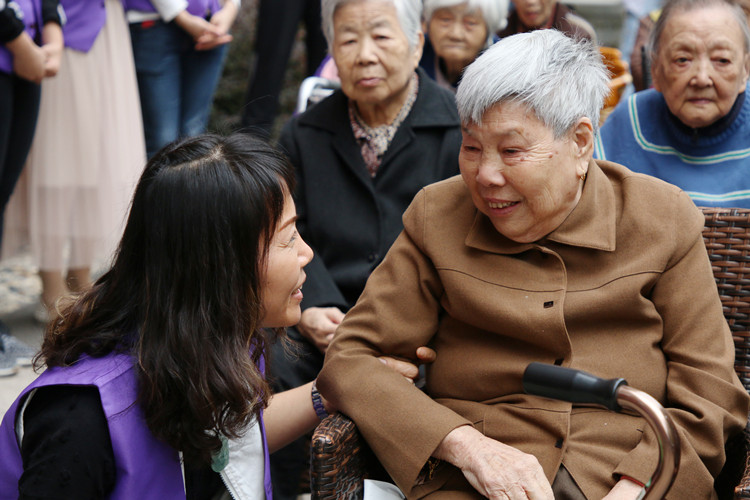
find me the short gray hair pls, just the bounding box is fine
[648,0,750,65]
[456,29,610,137]
[321,0,423,52]
[423,0,509,47]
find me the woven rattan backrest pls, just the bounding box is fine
[701,207,750,392]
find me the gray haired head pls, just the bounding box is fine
[456,29,610,137]
[648,0,750,65]
[423,0,509,47]
[321,0,423,52]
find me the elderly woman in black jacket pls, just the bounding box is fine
[270,0,462,496]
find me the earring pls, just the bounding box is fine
[580,172,587,181]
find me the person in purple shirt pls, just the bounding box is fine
[20,0,145,333]
[0,134,430,499]
[0,0,62,377]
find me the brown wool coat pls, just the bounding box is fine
[317,159,750,499]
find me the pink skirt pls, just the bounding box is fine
[21,0,146,270]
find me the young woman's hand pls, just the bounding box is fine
[378,346,437,383]
[7,31,45,83]
[41,23,63,77]
[174,11,223,43]
[194,1,236,50]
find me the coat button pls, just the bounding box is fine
[544,301,554,308]
[367,253,379,262]
[554,438,564,448]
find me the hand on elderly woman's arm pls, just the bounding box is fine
[264,347,436,452]
[298,306,345,353]
[378,346,436,383]
[433,425,554,500]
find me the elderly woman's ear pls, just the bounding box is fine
[412,30,426,68]
[571,117,595,169]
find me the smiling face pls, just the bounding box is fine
[427,3,488,73]
[513,0,556,29]
[260,191,314,329]
[331,0,424,125]
[459,102,592,243]
[652,4,750,128]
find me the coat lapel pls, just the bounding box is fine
[464,160,617,254]
[300,90,376,191]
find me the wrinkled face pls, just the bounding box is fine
[261,191,313,329]
[652,5,750,128]
[331,0,422,107]
[427,4,488,67]
[513,0,556,29]
[459,102,590,243]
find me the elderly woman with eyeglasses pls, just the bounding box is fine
[419,0,508,90]
[318,29,749,499]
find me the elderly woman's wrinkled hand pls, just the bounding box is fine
[434,426,554,500]
[298,306,345,353]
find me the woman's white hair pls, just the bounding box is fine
[456,29,610,137]
[321,0,423,52]
[648,0,750,64]
[423,0,509,47]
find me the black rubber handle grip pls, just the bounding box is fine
[522,362,628,411]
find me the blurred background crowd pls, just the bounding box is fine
[0,0,630,370]
[4,0,750,496]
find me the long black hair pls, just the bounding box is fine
[37,133,296,465]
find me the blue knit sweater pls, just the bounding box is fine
[594,86,750,207]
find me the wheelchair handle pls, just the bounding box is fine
[523,363,681,499]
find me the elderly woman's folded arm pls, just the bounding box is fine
[612,191,750,495]
[317,193,471,493]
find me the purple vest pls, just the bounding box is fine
[59,0,107,53]
[123,0,220,19]
[0,0,42,74]
[0,352,274,499]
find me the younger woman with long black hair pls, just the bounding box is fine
[0,134,427,498]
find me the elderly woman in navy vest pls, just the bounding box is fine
[124,0,237,158]
[419,0,507,91]
[595,0,750,207]
[0,134,426,498]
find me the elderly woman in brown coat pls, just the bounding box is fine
[318,29,750,500]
